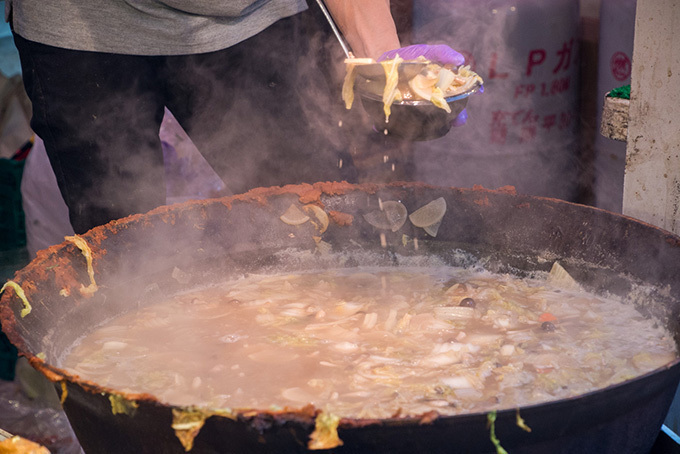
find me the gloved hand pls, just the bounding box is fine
[451,108,468,127]
[377,44,465,66]
[379,44,471,127]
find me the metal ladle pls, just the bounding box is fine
[314,0,482,141]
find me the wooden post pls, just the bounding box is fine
[622,0,680,234]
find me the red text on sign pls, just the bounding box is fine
[514,76,571,99]
[490,109,574,145]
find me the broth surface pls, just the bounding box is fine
[61,266,678,418]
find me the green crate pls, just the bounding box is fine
[607,84,631,100]
[0,158,26,251]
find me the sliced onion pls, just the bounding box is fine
[409,197,447,228]
[423,219,442,237]
[441,376,473,389]
[420,351,462,367]
[433,306,475,320]
[280,204,310,226]
[363,312,378,329]
[408,71,438,100]
[332,341,359,353]
[464,333,502,345]
[436,68,455,91]
[363,200,407,232]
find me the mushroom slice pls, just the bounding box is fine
[280,204,310,226]
[409,197,447,236]
[363,200,407,232]
[303,205,330,233]
[408,71,438,100]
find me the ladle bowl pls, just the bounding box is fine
[357,80,483,141]
[313,0,482,141]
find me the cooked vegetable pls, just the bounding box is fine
[547,262,581,291]
[0,435,50,454]
[363,200,407,232]
[342,62,359,109]
[308,412,343,450]
[341,57,374,110]
[381,56,403,121]
[409,197,446,228]
[423,219,443,238]
[109,394,138,416]
[303,205,330,234]
[409,71,439,100]
[0,281,31,318]
[409,197,447,237]
[62,265,678,420]
[436,68,456,91]
[65,235,98,296]
[429,87,451,113]
[172,409,209,452]
[280,204,310,226]
[434,305,476,320]
[487,410,508,454]
[343,57,482,116]
[516,409,532,432]
[60,381,68,405]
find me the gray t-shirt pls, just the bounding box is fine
[6,0,308,55]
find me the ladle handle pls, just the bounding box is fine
[314,0,353,59]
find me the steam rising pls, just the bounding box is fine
[409,0,583,201]
[43,7,372,236]
[32,1,586,242]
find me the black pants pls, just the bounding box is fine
[14,11,355,234]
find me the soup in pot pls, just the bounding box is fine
[60,265,678,419]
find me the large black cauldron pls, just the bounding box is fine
[1,182,679,453]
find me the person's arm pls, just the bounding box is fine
[322,0,400,60]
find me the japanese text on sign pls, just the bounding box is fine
[467,37,578,145]
[490,110,574,145]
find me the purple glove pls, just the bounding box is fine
[379,44,471,127]
[452,109,468,127]
[377,44,465,66]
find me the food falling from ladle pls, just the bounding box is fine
[316,0,483,140]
